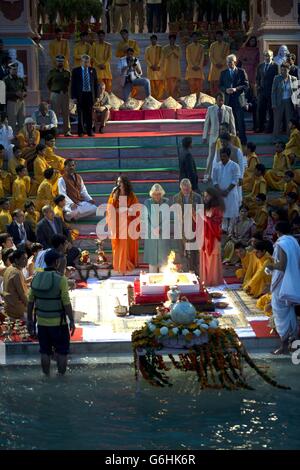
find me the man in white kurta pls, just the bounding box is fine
[267,224,300,354]
[57,159,97,221]
[0,116,14,159]
[212,147,240,233]
[213,136,244,205]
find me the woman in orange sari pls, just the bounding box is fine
[200,187,225,286]
[107,175,139,274]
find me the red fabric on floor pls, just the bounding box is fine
[75,280,88,289]
[224,276,240,285]
[176,109,207,119]
[249,320,278,338]
[71,327,83,342]
[144,109,176,120]
[109,108,206,121]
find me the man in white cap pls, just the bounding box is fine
[47,54,72,137]
[4,62,27,133]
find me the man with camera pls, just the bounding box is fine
[117,47,151,101]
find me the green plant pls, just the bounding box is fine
[76,0,102,23]
[60,0,77,23]
[44,0,61,24]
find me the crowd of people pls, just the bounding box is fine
[0,29,300,372]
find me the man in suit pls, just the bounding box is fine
[256,50,279,133]
[178,137,198,192]
[71,54,99,137]
[272,62,298,139]
[202,91,236,180]
[219,54,249,145]
[36,205,67,249]
[7,209,36,248]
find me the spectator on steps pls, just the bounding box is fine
[144,34,164,100]
[115,29,140,58]
[48,27,70,70]
[47,55,72,137]
[71,54,99,137]
[73,31,91,68]
[57,159,97,221]
[32,101,58,140]
[4,62,26,134]
[90,30,113,92]
[178,137,198,192]
[36,205,67,249]
[162,34,182,98]
[186,32,205,95]
[118,47,151,101]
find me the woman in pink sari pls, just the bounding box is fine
[200,187,225,287]
[237,36,259,87]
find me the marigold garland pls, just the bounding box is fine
[132,312,290,390]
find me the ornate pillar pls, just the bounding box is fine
[0,0,40,106]
[256,0,300,63]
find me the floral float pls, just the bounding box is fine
[132,312,289,390]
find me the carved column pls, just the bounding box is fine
[0,0,40,106]
[256,0,300,63]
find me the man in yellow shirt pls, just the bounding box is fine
[115,29,140,58]
[208,30,230,96]
[185,32,205,94]
[162,34,181,98]
[91,30,112,92]
[44,135,65,173]
[243,163,267,216]
[36,168,58,212]
[144,34,164,100]
[0,198,12,233]
[32,143,51,195]
[73,32,91,68]
[8,145,25,178]
[265,141,291,191]
[10,164,31,212]
[49,27,70,70]
[244,240,273,298]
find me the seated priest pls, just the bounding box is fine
[57,159,97,221]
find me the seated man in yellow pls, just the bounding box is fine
[268,170,298,207]
[145,34,164,100]
[244,240,273,298]
[243,163,267,216]
[17,117,40,162]
[0,197,12,232]
[265,141,291,191]
[243,142,260,192]
[115,28,140,58]
[73,31,91,68]
[34,143,50,185]
[284,118,300,159]
[253,193,268,233]
[162,34,182,98]
[234,233,263,286]
[53,194,79,241]
[10,164,31,212]
[8,145,26,178]
[36,168,58,212]
[44,134,65,173]
[49,27,70,70]
[287,191,300,224]
[223,206,255,264]
[256,292,272,315]
[215,121,242,151]
[185,32,205,94]
[91,30,112,92]
[0,144,12,194]
[24,200,40,232]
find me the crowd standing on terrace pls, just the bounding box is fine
[0,24,300,370]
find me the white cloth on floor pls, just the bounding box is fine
[212,159,240,219]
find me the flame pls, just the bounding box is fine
[161,251,178,285]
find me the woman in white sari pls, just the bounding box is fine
[266,221,300,354]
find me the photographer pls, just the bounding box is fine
[117,47,151,101]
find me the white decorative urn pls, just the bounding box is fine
[170,297,196,324]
